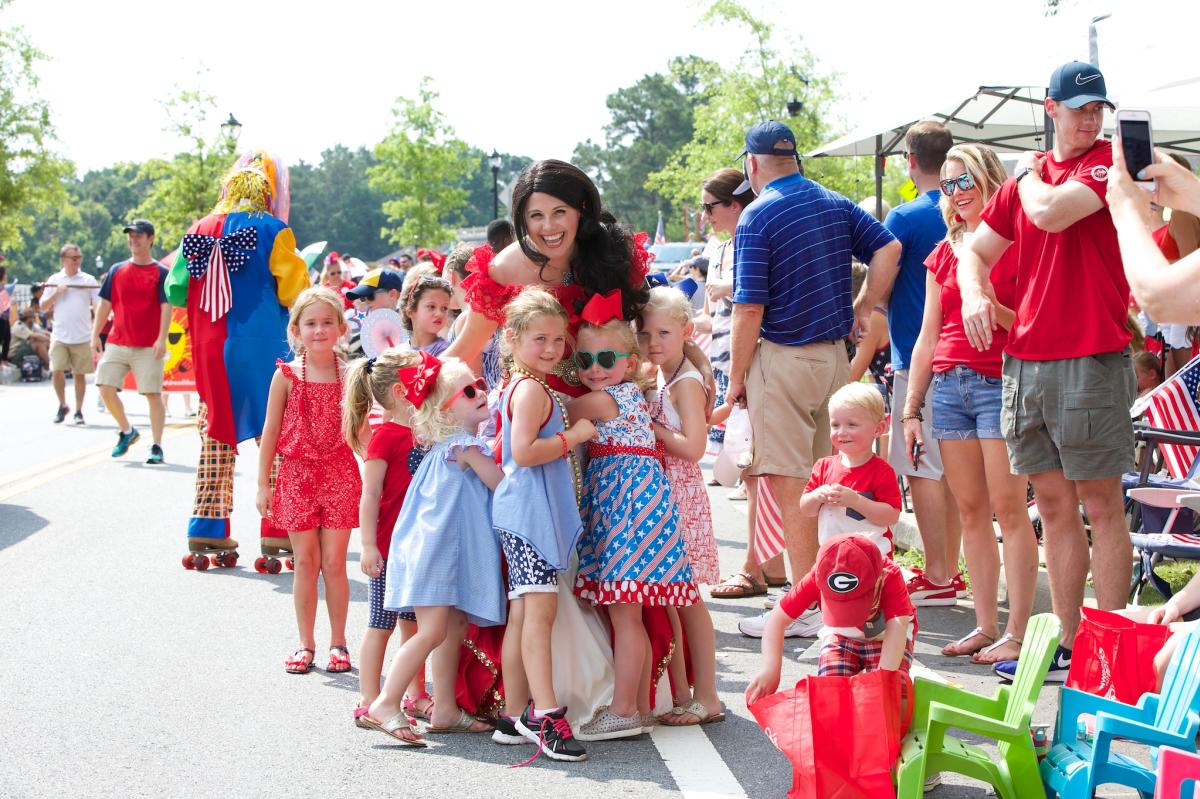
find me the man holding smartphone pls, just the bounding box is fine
[957,61,1134,684]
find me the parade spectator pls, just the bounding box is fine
[395,252,415,272]
[487,219,516,253]
[873,121,965,606]
[40,243,99,424]
[11,306,49,369]
[696,167,790,600]
[0,261,11,366]
[727,120,900,637]
[1109,145,1200,324]
[319,252,355,310]
[958,61,1134,683]
[92,220,170,464]
[901,144,1038,664]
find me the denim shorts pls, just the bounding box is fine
[931,366,1004,441]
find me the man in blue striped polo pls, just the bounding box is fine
[729,120,902,638]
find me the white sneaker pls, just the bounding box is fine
[738,607,822,638]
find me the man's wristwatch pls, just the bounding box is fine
[1015,166,1037,183]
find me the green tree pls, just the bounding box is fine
[289,146,391,259]
[647,0,868,213]
[131,82,238,251]
[370,78,475,248]
[0,2,72,282]
[457,149,533,228]
[574,56,715,237]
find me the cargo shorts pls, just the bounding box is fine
[1000,350,1136,481]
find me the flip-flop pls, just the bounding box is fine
[425,708,493,734]
[710,571,767,599]
[360,712,427,747]
[402,693,434,722]
[354,706,371,729]
[657,699,726,726]
[327,644,352,673]
[971,633,1023,665]
[941,627,996,657]
[285,647,315,674]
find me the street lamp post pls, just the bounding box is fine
[489,149,502,220]
[220,113,242,152]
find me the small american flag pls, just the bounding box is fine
[654,211,666,246]
[1133,354,1200,479]
[754,476,787,563]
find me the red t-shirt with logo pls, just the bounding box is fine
[805,455,902,557]
[98,260,167,347]
[365,421,419,555]
[980,139,1130,360]
[778,558,913,639]
[926,238,1019,378]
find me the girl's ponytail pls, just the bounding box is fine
[342,357,375,456]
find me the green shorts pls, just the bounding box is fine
[1000,350,1136,481]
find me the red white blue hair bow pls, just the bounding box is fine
[181,227,258,322]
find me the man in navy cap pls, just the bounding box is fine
[957,61,1130,683]
[729,120,901,639]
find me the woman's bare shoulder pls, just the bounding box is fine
[489,242,537,286]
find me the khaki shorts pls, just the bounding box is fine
[49,340,94,375]
[887,369,946,480]
[747,338,848,480]
[1001,350,1136,481]
[96,343,164,394]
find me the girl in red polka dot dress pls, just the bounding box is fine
[257,287,362,675]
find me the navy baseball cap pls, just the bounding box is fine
[122,219,155,236]
[347,268,405,299]
[1048,61,1115,109]
[737,120,799,159]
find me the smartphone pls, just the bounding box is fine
[910,438,922,471]
[1116,109,1156,191]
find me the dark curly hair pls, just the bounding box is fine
[510,159,649,320]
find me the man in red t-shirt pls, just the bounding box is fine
[957,62,1135,682]
[92,220,171,463]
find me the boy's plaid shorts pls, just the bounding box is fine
[816,633,914,676]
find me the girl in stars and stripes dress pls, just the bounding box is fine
[568,317,699,740]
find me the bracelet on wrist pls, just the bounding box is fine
[555,431,569,459]
[900,411,923,423]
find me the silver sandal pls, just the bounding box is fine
[941,626,996,657]
[971,633,1023,664]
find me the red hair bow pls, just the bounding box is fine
[579,289,623,326]
[398,350,442,408]
[416,248,447,272]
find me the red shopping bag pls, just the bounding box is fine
[748,669,912,799]
[1066,607,1171,704]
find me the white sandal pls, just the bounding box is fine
[941,626,996,657]
[971,633,1023,664]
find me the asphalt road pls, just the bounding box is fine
[0,379,1143,797]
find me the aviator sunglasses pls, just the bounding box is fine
[441,377,488,409]
[939,173,976,196]
[574,349,631,370]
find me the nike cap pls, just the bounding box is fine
[1048,61,1115,110]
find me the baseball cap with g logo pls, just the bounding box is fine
[814,534,884,628]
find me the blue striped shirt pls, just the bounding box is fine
[733,173,896,346]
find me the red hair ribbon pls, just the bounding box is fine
[579,289,623,326]
[416,248,447,272]
[398,350,442,408]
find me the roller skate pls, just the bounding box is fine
[182,537,240,571]
[255,536,295,575]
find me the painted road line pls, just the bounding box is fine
[0,424,192,502]
[651,724,748,799]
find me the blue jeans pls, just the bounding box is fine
[931,366,1003,441]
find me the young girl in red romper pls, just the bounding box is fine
[257,287,362,675]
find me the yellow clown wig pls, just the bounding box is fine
[213,150,291,222]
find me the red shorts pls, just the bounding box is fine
[272,455,361,532]
[817,632,914,677]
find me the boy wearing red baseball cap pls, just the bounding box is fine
[746,534,915,703]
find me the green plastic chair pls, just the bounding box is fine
[895,613,1062,799]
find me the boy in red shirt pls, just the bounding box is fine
[747,534,915,700]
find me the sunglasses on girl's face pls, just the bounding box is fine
[574,349,631,370]
[701,199,730,215]
[442,377,487,409]
[939,173,976,196]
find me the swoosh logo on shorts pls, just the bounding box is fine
[1075,73,1102,85]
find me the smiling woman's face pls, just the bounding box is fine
[523,192,580,261]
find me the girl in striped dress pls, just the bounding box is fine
[569,310,699,741]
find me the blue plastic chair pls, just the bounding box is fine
[1041,629,1200,798]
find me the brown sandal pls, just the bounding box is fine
[710,571,768,599]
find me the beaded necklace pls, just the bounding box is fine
[300,350,344,453]
[510,364,582,505]
[650,356,687,426]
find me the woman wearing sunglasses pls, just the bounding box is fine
[319,253,355,310]
[900,143,1038,664]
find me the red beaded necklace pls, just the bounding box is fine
[300,350,344,453]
